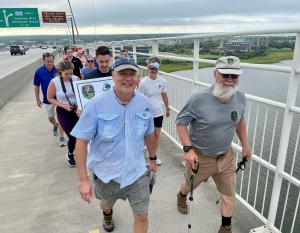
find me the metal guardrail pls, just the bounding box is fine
[105,28,300,233]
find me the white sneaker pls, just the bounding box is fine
[59,137,66,147]
[181,161,186,167]
[156,158,162,165]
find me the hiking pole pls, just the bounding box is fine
[216,157,248,205]
[188,162,199,232]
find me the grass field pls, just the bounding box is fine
[159,48,293,72]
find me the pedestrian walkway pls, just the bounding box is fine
[0,80,262,233]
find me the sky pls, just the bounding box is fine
[0,0,300,36]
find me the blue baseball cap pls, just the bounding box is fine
[112,57,139,72]
[148,62,160,70]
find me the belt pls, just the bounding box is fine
[193,147,226,159]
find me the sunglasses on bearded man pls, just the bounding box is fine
[221,74,239,79]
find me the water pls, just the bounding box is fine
[171,61,300,233]
[172,60,300,105]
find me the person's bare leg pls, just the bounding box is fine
[133,213,148,233]
[58,123,64,138]
[100,201,112,214]
[154,127,161,148]
[154,127,162,164]
[48,116,57,127]
[100,201,114,232]
[180,179,190,195]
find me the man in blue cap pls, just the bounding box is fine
[71,57,157,233]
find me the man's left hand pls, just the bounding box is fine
[242,145,252,160]
[166,110,170,117]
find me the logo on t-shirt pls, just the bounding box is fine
[231,111,237,121]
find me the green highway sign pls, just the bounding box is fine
[0,8,40,28]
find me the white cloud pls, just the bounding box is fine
[0,0,299,35]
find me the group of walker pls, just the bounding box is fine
[33,46,251,233]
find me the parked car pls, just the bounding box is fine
[10,45,26,55]
[41,45,48,49]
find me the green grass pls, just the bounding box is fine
[160,63,213,72]
[158,48,293,72]
[160,63,192,72]
[242,48,293,64]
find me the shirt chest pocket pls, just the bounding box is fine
[135,112,151,140]
[97,113,120,140]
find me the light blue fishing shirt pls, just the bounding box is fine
[71,89,154,188]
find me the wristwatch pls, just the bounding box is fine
[149,155,157,161]
[183,145,193,153]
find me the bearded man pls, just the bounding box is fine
[175,56,252,233]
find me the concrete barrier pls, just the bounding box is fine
[0,51,59,110]
[0,58,43,109]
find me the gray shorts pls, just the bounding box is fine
[94,173,150,214]
[44,103,56,118]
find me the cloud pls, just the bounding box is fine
[0,0,299,35]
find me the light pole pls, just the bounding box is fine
[66,0,79,37]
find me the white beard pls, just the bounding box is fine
[212,82,237,102]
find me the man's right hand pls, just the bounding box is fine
[79,180,92,203]
[148,160,157,172]
[36,99,42,108]
[183,149,198,171]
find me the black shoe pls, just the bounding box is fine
[103,210,114,232]
[66,153,76,167]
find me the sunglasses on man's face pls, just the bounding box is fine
[222,74,239,79]
[87,60,94,63]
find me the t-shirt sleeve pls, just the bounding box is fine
[145,117,154,136]
[81,68,87,76]
[79,58,83,69]
[161,78,167,93]
[137,79,145,94]
[145,104,155,136]
[175,96,198,126]
[33,69,40,86]
[241,93,246,119]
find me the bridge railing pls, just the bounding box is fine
[109,28,300,233]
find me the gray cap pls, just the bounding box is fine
[215,56,243,75]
